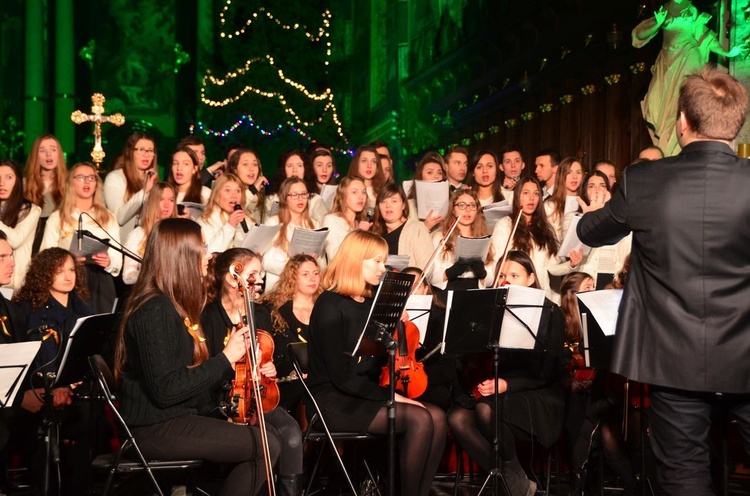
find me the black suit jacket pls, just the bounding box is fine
[577,141,750,393]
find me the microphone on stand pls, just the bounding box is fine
[78,213,84,251]
[234,204,249,233]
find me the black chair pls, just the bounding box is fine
[87,354,205,496]
[287,342,381,496]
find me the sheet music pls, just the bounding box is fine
[415,180,450,219]
[320,184,338,211]
[69,231,109,258]
[402,180,414,197]
[288,227,329,258]
[241,224,283,254]
[498,285,546,350]
[564,196,580,216]
[385,254,411,271]
[0,341,42,406]
[483,200,512,231]
[576,289,623,337]
[557,215,592,258]
[406,294,432,344]
[269,200,280,217]
[178,201,205,219]
[455,235,492,260]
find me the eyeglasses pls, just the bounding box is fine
[286,192,309,200]
[454,201,478,211]
[134,147,156,155]
[73,175,97,183]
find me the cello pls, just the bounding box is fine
[228,262,279,496]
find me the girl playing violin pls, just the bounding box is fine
[114,218,280,496]
[202,248,304,496]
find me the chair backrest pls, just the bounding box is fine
[288,342,309,376]
[88,354,135,440]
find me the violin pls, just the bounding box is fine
[379,320,428,399]
[378,217,460,398]
[228,263,278,496]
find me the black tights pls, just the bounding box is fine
[448,403,521,472]
[264,408,303,476]
[367,402,447,496]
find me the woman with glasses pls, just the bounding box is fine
[103,132,159,240]
[491,177,581,303]
[0,160,42,289]
[262,177,321,291]
[41,162,122,314]
[428,189,495,291]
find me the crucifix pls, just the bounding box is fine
[70,93,125,173]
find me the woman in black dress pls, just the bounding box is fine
[306,230,447,496]
[448,250,567,496]
[114,218,280,496]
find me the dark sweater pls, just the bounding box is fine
[120,295,233,428]
[307,291,389,401]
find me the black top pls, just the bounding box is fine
[270,301,308,411]
[120,295,233,428]
[382,223,404,255]
[20,292,93,375]
[578,141,750,393]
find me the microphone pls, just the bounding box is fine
[26,324,50,337]
[365,207,375,223]
[78,213,83,251]
[233,204,249,233]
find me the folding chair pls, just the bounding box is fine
[87,354,205,496]
[287,342,381,496]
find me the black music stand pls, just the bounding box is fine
[352,271,415,496]
[443,286,548,496]
[40,313,116,496]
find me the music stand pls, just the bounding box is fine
[38,313,115,495]
[352,271,415,496]
[0,342,42,408]
[576,289,622,371]
[443,286,548,496]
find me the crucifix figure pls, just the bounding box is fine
[70,93,125,172]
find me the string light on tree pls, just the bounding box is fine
[194,2,347,146]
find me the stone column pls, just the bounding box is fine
[24,0,46,153]
[54,0,75,155]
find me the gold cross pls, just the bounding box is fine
[70,93,125,173]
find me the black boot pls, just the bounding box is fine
[277,473,303,496]
[503,457,537,496]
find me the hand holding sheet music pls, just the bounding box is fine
[288,227,329,258]
[455,235,492,261]
[557,215,592,258]
[415,180,450,219]
[69,231,109,259]
[241,224,283,254]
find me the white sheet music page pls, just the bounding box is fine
[406,294,432,344]
[576,289,622,336]
[0,341,42,406]
[498,285,545,349]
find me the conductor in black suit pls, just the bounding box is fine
[577,67,750,495]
